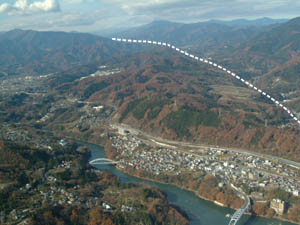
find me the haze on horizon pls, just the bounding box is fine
[0,0,300,33]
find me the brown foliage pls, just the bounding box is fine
[101,64,300,160]
[167,207,189,225]
[198,176,219,200]
[88,207,114,225]
[252,202,268,216]
[266,208,276,218]
[187,179,199,190]
[97,172,119,186]
[288,205,300,223]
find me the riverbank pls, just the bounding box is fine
[113,158,298,225]
[74,137,298,225]
[116,165,230,207]
[101,142,297,225]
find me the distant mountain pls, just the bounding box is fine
[207,17,288,27]
[111,20,270,54]
[247,17,300,57]
[1,23,298,161]
[93,27,136,37]
[0,29,135,76]
[217,17,300,78]
[211,17,300,113]
[218,17,300,69]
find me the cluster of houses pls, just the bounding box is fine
[0,124,32,142]
[109,133,300,216]
[79,67,121,81]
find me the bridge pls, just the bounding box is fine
[89,158,119,165]
[228,184,251,225]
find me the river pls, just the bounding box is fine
[88,142,296,225]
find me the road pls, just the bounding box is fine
[228,184,251,225]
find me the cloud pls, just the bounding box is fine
[98,0,300,22]
[0,0,60,15]
[1,0,299,33]
[99,0,183,14]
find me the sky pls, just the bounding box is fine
[0,0,300,33]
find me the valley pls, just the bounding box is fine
[1,16,300,225]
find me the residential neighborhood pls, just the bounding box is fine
[108,127,300,217]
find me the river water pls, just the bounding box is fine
[88,142,295,225]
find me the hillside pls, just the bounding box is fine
[20,51,298,161]
[0,26,299,161]
[112,20,267,53]
[0,29,137,76]
[218,17,300,70]
[112,17,300,115]
[210,17,300,113]
[0,127,188,225]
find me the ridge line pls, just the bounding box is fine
[112,37,300,126]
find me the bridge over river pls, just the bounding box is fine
[228,184,251,225]
[89,158,119,165]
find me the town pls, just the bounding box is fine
[108,126,300,217]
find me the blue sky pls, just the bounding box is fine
[0,0,300,33]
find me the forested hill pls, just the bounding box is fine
[0,29,134,76]
[212,17,300,113]
[110,18,289,53]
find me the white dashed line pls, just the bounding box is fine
[112,37,300,125]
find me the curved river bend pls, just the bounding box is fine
[88,142,295,225]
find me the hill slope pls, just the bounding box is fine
[0,29,134,76]
[112,20,267,53]
[35,51,300,161]
[212,17,300,113]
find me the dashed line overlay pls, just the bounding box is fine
[112,37,300,125]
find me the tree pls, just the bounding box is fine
[252,202,268,216]
[43,210,56,224]
[288,205,300,223]
[70,208,81,225]
[187,179,199,190]
[266,208,275,218]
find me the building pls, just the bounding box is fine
[59,139,68,146]
[293,190,299,197]
[118,128,130,135]
[270,199,285,215]
[250,192,264,200]
[102,202,112,210]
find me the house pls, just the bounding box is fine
[270,199,285,215]
[59,139,68,146]
[102,202,112,210]
[250,192,264,200]
[121,205,135,212]
[218,182,225,188]
[93,105,104,111]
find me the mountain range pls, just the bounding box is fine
[111,20,264,52]
[111,17,300,112]
[0,17,299,160]
[216,17,300,112]
[204,17,288,27]
[0,17,287,77]
[38,49,299,161]
[0,29,136,76]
